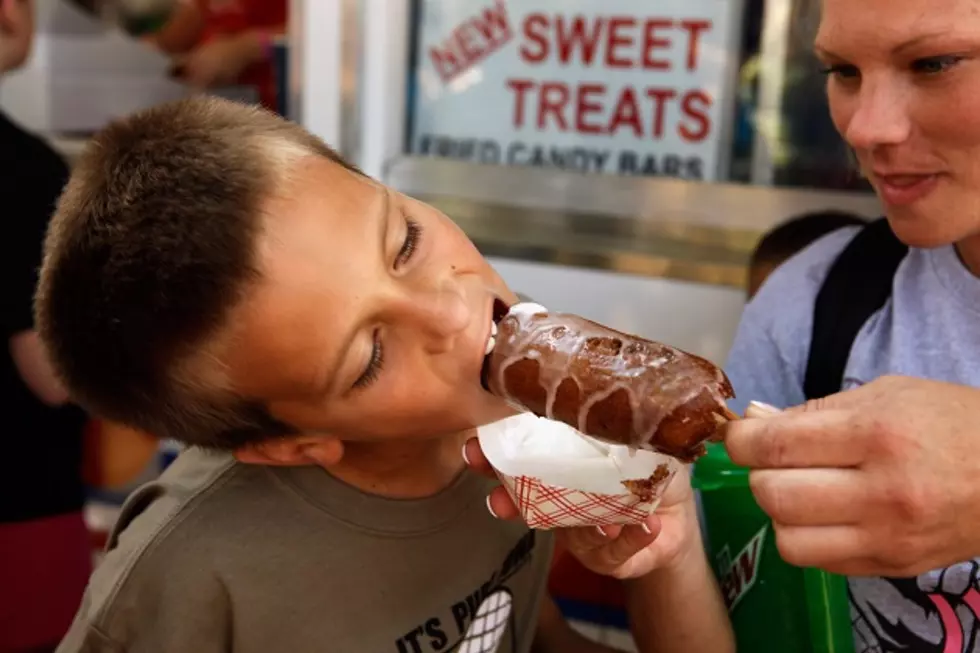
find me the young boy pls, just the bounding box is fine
[39,97,733,652]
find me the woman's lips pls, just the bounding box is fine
[874,173,940,207]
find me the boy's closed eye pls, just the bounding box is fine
[352,215,425,391]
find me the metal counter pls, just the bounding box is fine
[388,157,883,290]
[420,193,759,289]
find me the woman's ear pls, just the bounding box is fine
[235,435,344,468]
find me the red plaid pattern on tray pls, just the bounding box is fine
[503,474,662,529]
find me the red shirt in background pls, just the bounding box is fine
[196,0,287,111]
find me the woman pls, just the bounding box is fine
[724,0,980,650]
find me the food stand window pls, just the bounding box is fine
[399,0,871,194]
[406,0,744,183]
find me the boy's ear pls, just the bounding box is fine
[234,435,344,468]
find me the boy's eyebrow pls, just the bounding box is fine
[325,187,391,396]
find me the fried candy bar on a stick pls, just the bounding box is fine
[485,303,737,461]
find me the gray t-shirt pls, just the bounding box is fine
[725,227,980,653]
[57,447,554,653]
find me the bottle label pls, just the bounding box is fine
[715,523,768,611]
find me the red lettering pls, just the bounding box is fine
[520,13,549,63]
[507,81,712,141]
[646,88,677,138]
[605,17,635,69]
[538,82,570,130]
[556,15,604,65]
[428,45,462,82]
[507,79,535,128]
[576,83,606,134]
[454,24,483,62]
[727,569,743,602]
[429,1,514,82]
[680,89,712,142]
[680,19,712,70]
[516,15,711,73]
[607,86,642,137]
[721,575,738,607]
[472,0,512,44]
[642,19,672,70]
[737,540,760,583]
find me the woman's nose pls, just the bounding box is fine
[844,78,912,150]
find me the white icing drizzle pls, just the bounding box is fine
[488,303,731,452]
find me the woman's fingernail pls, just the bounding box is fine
[485,496,498,519]
[747,400,781,417]
[461,443,471,466]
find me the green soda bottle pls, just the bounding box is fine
[693,443,854,652]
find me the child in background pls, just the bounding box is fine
[747,210,868,299]
[146,0,287,112]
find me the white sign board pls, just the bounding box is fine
[409,0,743,181]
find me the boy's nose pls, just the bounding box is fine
[397,282,471,350]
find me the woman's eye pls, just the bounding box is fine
[396,218,423,268]
[819,63,860,80]
[911,55,963,75]
[353,333,384,390]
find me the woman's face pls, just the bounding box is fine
[817,0,980,249]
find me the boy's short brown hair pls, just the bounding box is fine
[35,97,361,449]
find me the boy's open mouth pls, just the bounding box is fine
[480,298,510,390]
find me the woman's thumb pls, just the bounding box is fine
[743,393,847,418]
[744,401,782,419]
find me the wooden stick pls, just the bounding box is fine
[720,406,741,421]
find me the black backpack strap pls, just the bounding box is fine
[803,218,908,400]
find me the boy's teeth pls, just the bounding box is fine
[485,335,496,355]
[491,321,498,336]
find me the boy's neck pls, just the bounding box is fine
[325,431,472,499]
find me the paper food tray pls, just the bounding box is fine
[478,413,679,529]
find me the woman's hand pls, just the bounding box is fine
[725,376,980,577]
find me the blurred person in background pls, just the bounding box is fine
[747,210,867,298]
[143,0,287,112]
[0,0,92,651]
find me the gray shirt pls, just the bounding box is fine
[725,227,980,653]
[57,447,554,653]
